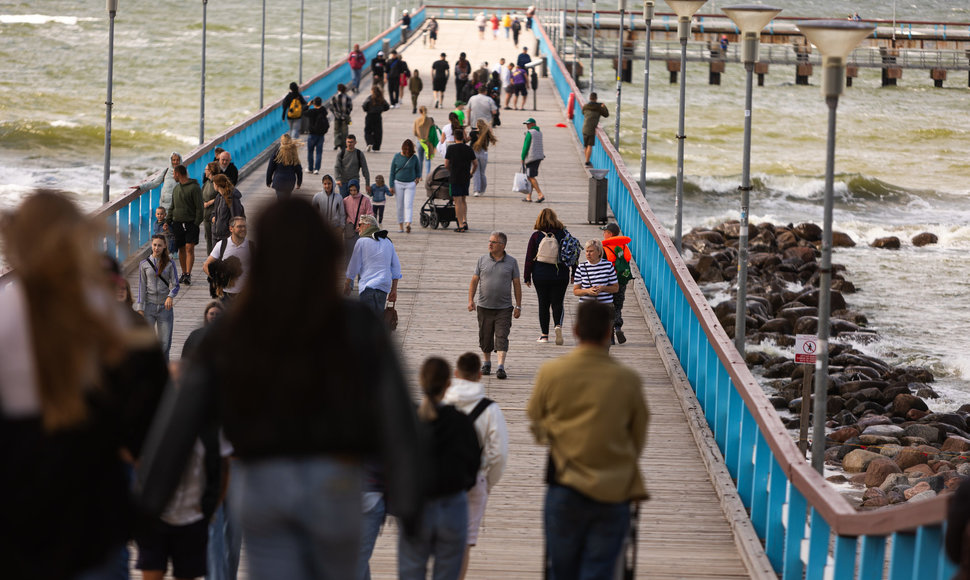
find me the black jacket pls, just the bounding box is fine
[305,107,330,135]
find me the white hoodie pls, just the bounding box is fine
[443,378,509,491]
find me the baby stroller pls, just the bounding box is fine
[419,164,456,229]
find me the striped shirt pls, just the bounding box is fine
[573,260,617,303]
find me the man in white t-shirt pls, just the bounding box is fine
[203,216,251,300]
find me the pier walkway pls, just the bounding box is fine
[130,19,771,579]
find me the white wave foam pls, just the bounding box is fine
[159,130,199,146]
[0,14,80,25]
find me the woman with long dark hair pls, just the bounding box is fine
[523,208,571,345]
[211,174,245,244]
[363,86,391,152]
[170,198,423,580]
[136,234,181,360]
[0,191,167,579]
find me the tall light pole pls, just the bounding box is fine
[723,4,781,355]
[571,0,579,80]
[348,0,353,54]
[102,0,118,204]
[326,0,332,67]
[260,0,266,108]
[638,1,654,194]
[200,0,207,145]
[299,0,305,83]
[589,0,597,96]
[666,0,707,253]
[796,19,874,475]
[613,0,627,146]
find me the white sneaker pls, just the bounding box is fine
[555,326,564,345]
[473,192,481,197]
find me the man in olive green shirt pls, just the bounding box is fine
[581,92,609,167]
[527,300,648,579]
[167,164,204,284]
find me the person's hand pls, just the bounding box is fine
[344,282,352,296]
[164,297,173,311]
[137,310,145,317]
[366,185,372,195]
[336,180,343,188]
[415,177,421,184]
[468,301,475,312]
[513,307,521,319]
[388,289,397,303]
[162,224,169,232]
[389,187,395,195]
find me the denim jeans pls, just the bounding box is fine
[207,501,242,580]
[230,457,362,580]
[357,493,385,580]
[358,287,388,319]
[351,67,363,91]
[307,134,325,172]
[288,117,302,140]
[417,144,430,177]
[398,491,468,580]
[472,149,488,194]
[143,302,174,361]
[544,484,630,580]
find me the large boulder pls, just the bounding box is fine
[895,447,929,470]
[862,425,905,439]
[843,449,884,473]
[832,231,856,247]
[830,426,860,443]
[890,394,928,417]
[865,458,903,487]
[942,436,970,453]
[911,232,938,247]
[871,236,901,250]
[904,424,941,444]
[793,222,822,242]
[760,318,793,334]
[903,481,932,500]
[879,472,911,492]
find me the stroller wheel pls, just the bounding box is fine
[420,213,430,228]
[440,220,451,229]
[429,212,439,229]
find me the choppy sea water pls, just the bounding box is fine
[1,0,969,406]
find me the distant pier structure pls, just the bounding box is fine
[550,12,970,88]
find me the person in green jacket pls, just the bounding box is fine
[167,164,205,285]
[520,118,545,203]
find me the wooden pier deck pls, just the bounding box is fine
[130,19,772,579]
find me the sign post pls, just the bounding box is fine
[794,334,818,457]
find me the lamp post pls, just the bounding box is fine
[348,0,354,55]
[260,0,266,108]
[722,4,781,355]
[102,0,118,204]
[326,0,332,67]
[200,0,208,145]
[638,1,654,194]
[665,0,707,253]
[613,0,627,146]
[299,0,305,83]
[571,0,579,80]
[796,19,874,475]
[589,0,597,96]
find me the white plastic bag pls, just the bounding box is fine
[512,172,531,194]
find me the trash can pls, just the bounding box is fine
[382,38,391,57]
[588,169,608,224]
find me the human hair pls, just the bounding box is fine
[401,139,415,157]
[585,239,604,260]
[491,231,507,245]
[1,191,124,431]
[214,147,225,157]
[203,300,224,324]
[347,134,357,142]
[370,86,387,107]
[575,301,613,344]
[456,352,481,379]
[472,120,497,152]
[150,234,171,275]
[211,173,234,208]
[418,357,451,422]
[173,164,188,178]
[448,112,461,132]
[312,96,322,106]
[454,128,465,143]
[205,161,220,178]
[418,105,428,118]
[274,135,301,166]
[534,208,564,231]
[289,81,299,92]
[590,92,598,101]
[322,174,334,186]
[358,214,378,229]
[229,215,246,228]
[337,83,347,93]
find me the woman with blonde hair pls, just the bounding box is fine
[523,208,571,344]
[266,134,303,200]
[470,119,497,197]
[0,190,167,578]
[413,106,437,176]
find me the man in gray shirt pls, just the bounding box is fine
[468,231,523,379]
[467,84,498,128]
[334,134,371,198]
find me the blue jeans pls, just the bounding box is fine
[307,134,324,173]
[357,493,385,580]
[544,484,630,580]
[417,144,430,177]
[143,302,174,361]
[398,491,468,580]
[358,287,388,319]
[288,117,302,139]
[230,458,363,580]
[351,67,363,91]
[207,501,242,580]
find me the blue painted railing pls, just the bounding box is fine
[532,13,956,580]
[89,8,426,269]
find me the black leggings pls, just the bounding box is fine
[533,278,569,336]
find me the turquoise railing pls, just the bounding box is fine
[533,14,956,580]
[85,7,426,270]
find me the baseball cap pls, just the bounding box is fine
[377,51,384,56]
[600,223,620,235]
[523,118,537,125]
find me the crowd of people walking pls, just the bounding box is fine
[0,10,652,580]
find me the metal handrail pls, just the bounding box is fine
[532,10,955,580]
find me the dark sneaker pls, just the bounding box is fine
[615,328,627,344]
[183,273,191,285]
[496,368,507,380]
[481,364,491,376]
